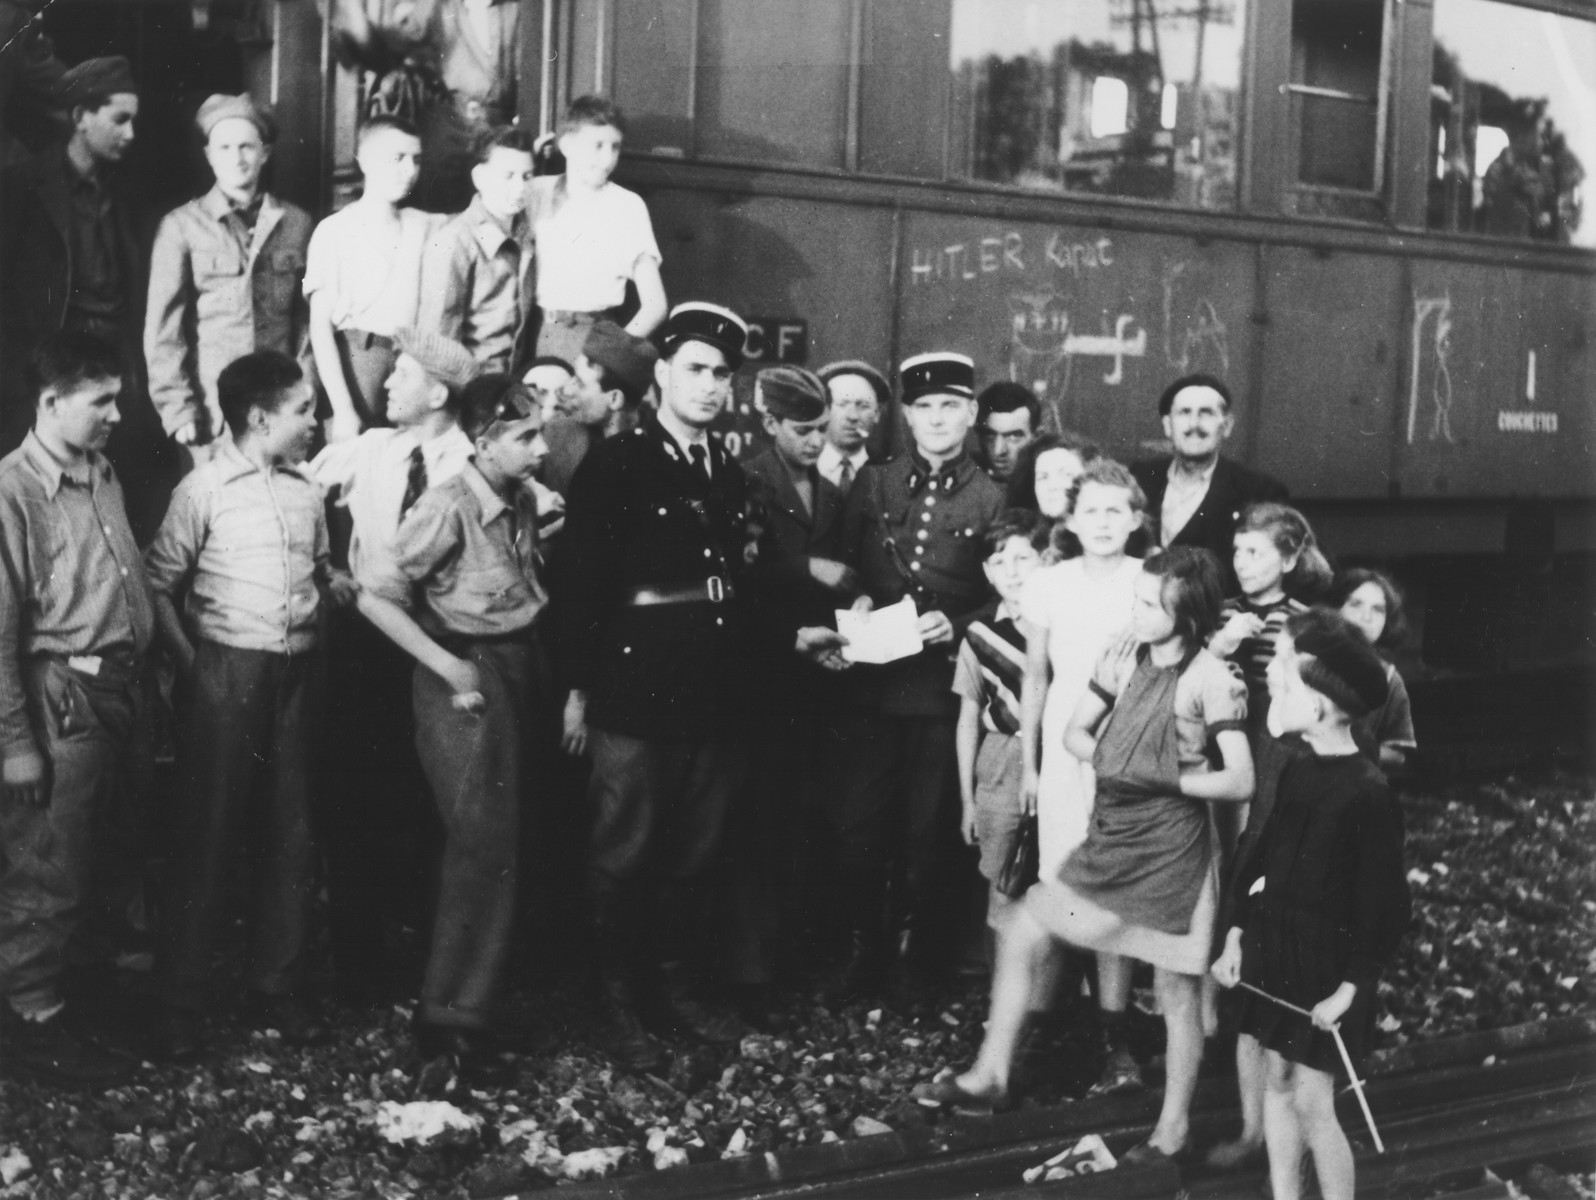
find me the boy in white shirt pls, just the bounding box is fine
[530,96,667,364]
[305,116,437,440]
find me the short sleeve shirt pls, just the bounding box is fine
[530,177,662,313]
[303,204,437,335]
[1092,643,1248,772]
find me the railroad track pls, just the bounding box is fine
[549,1016,1596,1200]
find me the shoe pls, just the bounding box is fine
[413,1020,498,1064]
[1119,1138,1192,1168]
[820,929,886,1008]
[1,1006,137,1086]
[730,983,787,1034]
[241,992,330,1047]
[911,1075,1011,1116]
[1088,1044,1145,1096]
[592,1001,670,1074]
[154,1006,203,1062]
[1206,1137,1267,1171]
[640,979,744,1047]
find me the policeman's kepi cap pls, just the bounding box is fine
[899,352,976,404]
[756,365,827,422]
[58,56,138,107]
[461,374,537,440]
[393,327,480,393]
[582,319,659,396]
[818,359,891,409]
[196,92,277,144]
[658,302,749,369]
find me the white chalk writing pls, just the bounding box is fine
[909,231,1108,285]
[1407,293,1455,444]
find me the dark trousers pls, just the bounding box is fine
[159,642,322,1010]
[826,710,961,947]
[587,728,746,977]
[332,330,397,428]
[413,638,543,1029]
[0,657,147,1012]
[317,610,435,991]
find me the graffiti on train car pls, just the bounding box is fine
[1408,292,1457,444]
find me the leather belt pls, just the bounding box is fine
[623,577,732,606]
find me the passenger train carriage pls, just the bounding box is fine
[36,0,1596,753]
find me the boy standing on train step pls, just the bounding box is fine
[355,373,551,1067]
[146,94,313,460]
[305,116,437,439]
[420,127,536,376]
[539,318,657,496]
[828,352,1006,1000]
[146,351,345,1060]
[529,97,666,365]
[307,327,478,1005]
[0,332,153,1087]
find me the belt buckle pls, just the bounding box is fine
[706,576,725,603]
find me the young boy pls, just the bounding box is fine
[420,127,536,376]
[146,94,314,456]
[0,332,153,1086]
[540,318,657,495]
[146,350,344,1057]
[307,327,478,1003]
[524,355,574,421]
[356,373,550,1065]
[305,115,436,439]
[530,96,666,364]
[953,510,1047,930]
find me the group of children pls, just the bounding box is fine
[934,457,1415,1197]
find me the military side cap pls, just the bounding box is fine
[196,92,277,143]
[659,302,749,367]
[818,359,890,409]
[394,327,480,392]
[899,352,976,404]
[756,365,827,421]
[59,56,137,107]
[1293,612,1390,719]
[460,374,536,440]
[582,319,658,396]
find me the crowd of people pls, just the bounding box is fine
[0,56,1424,1200]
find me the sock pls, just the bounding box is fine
[15,999,65,1024]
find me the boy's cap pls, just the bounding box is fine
[899,352,975,404]
[393,327,480,392]
[1294,617,1390,719]
[460,374,536,440]
[659,302,748,368]
[755,365,827,421]
[196,93,276,143]
[818,359,890,409]
[583,319,658,395]
[59,56,137,106]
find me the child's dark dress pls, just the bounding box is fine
[1232,752,1409,1076]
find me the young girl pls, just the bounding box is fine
[1207,501,1333,1169]
[919,548,1253,1165]
[1329,568,1418,774]
[1212,610,1410,1200]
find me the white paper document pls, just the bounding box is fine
[835,597,924,665]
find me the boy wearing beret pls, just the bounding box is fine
[539,318,657,496]
[145,94,313,458]
[829,352,1005,998]
[308,327,477,1003]
[356,374,551,1065]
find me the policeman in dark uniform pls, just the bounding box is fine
[829,352,1006,998]
[559,302,847,1068]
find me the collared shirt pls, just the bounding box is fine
[659,419,712,479]
[952,599,1027,735]
[418,195,533,374]
[1160,457,1219,548]
[390,463,547,637]
[310,425,474,600]
[145,440,328,654]
[818,442,869,491]
[303,204,437,335]
[64,159,125,321]
[0,433,154,759]
[530,176,661,313]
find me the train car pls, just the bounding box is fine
[33,0,1596,757]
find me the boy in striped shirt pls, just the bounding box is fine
[952,510,1049,927]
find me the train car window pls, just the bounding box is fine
[1427,0,1596,247]
[945,0,1247,208]
[613,0,696,155]
[1285,0,1393,212]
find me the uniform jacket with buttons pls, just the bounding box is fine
[144,187,313,442]
[838,451,1005,716]
[556,408,767,741]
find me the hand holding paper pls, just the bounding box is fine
[835,596,924,665]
